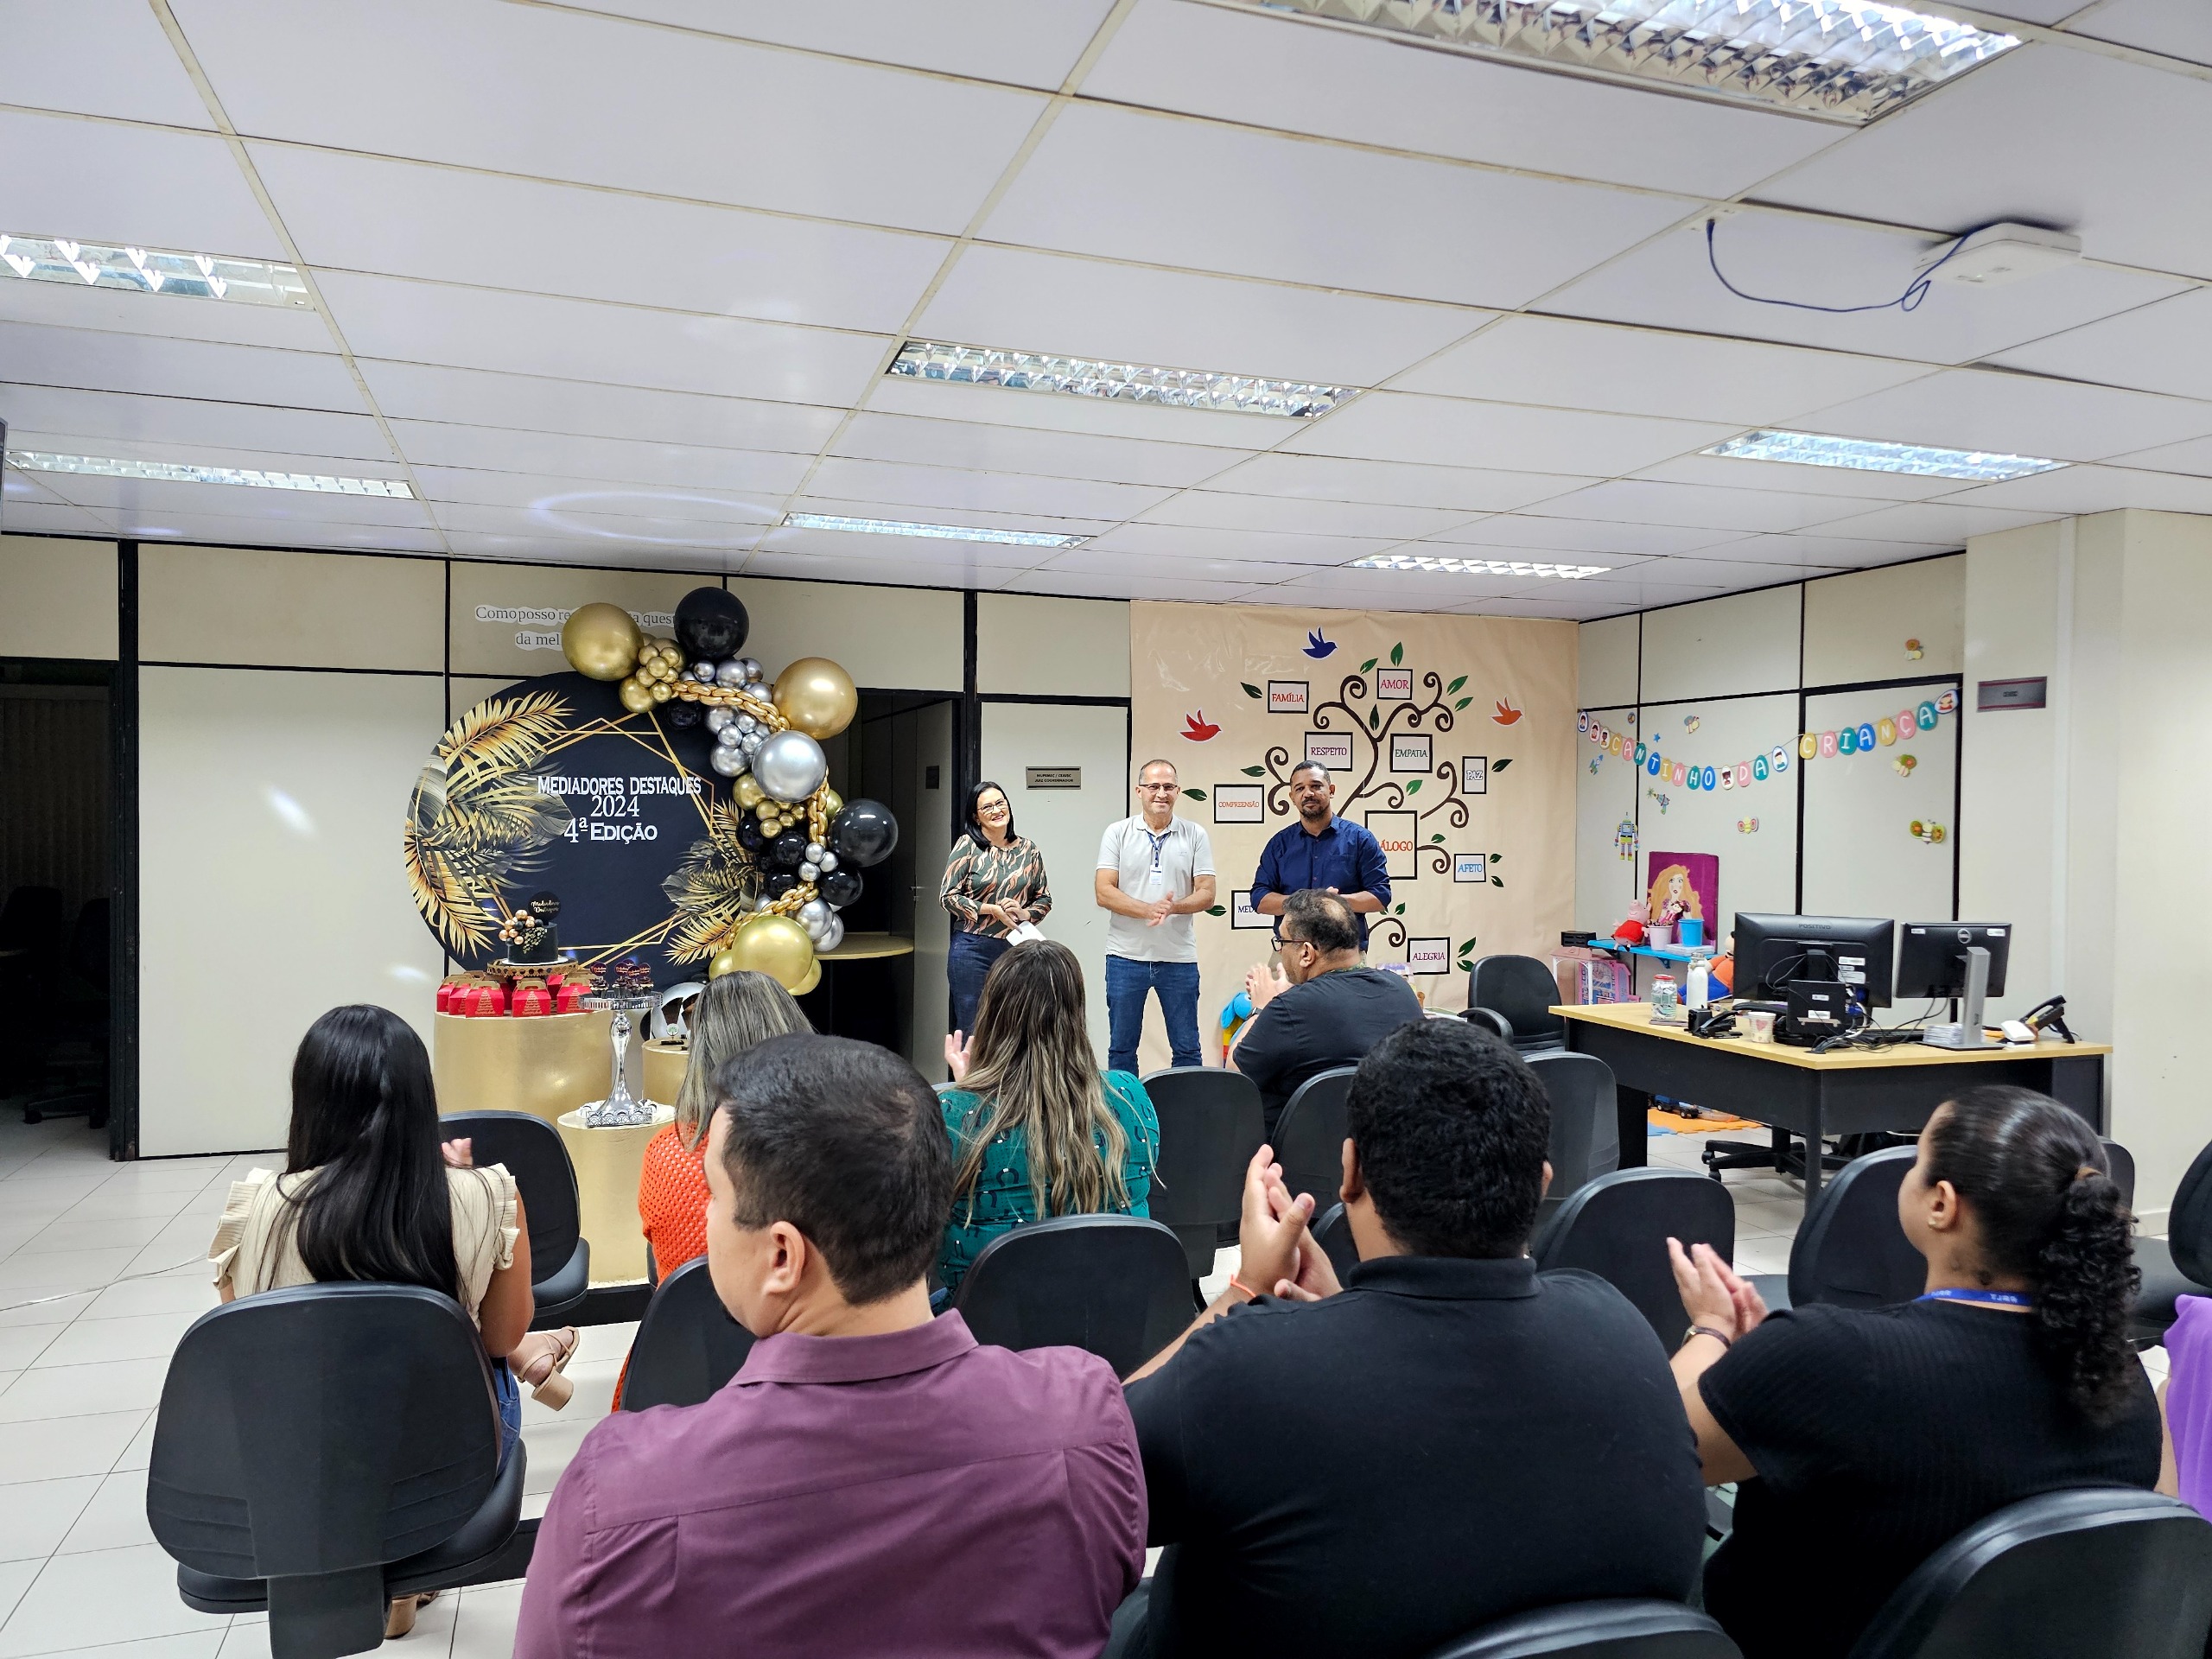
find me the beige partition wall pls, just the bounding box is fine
[0,535,118,660]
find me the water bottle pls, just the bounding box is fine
[1686,957,1711,1011]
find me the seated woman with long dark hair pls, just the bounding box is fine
[207,1006,577,1637]
[937,939,1157,1300]
[1668,1084,2160,1659]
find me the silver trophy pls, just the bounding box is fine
[580,986,660,1128]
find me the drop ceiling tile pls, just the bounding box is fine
[1580,553,1841,588]
[0,268,333,353]
[921,245,1487,387]
[2,0,219,126]
[1270,564,1533,601]
[1990,287,2212,402]
[173,0,1045,233]
[1010,570,1273,603]
[562,0,1116,86]
[830,413,1247,489]
[251,146,948,335]
[805,456,1173,522]
[2069,0,2212,67]
[0,108,283,257]
[1545,213,2189,366]
[43,474,431,526]
[1078,522,1395,567]
[1452,592,1630,620]
[1281,393,1737,475]
[982,101,1689,309]
[1134,490,1474,540]
[359,362,841,454]
[2104,434,2212,477]
[1,467,74,509]
[126,513,447,554]
[0,499,116,536]
[741,531,1034,584]
[1030,548,1319,585]
[1792,368,2212,464]
[1758,46,2212,281]
[1392,315,1929,423]
[1720,533,1957,568]
[317,272,887,405]
[433,499,764,551]
[1936,463,2212,516]
[391,425,810,494]
[1522,480,1859,534]
[1234,582,1464,615]
[788,501,1116,544]
[1630,452,1962,501]
[0,384,391,462]
[1083,0,1844,197]
[0,321,364,410]
[1200,453,1596,512]
[1426,516,1744,556]
[864,373,1295,447]
[1974,0,2092,22]
[1804,500,2063,546]
[411,467,782,525]
[445,531,736,572]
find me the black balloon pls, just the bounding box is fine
[674,587,750,662]
[762,871,798,900]
[819,868,863,910]
[768,830,808,870]
[735,816,766,854]
[663,699,702,730]
[828,799,898,869]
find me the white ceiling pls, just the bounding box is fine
[3,0,2210,618]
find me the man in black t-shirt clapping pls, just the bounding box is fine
[1119,1019,1706,1659]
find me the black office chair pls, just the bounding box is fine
[2101,1138,2136,1208]
[23,896,110,1125]
[1421,1599,1742,1658]
[1274,1065,1357,1211]
[619,1257,756,1412]
[1528,1051,1621,1217]
[1141,1067,1264,1286]
[955,1214,1192,1376]
[1748,1144,1923,1315]
[1846,1487,2212,1659]
[437,1111,590,1325]
[149,1283,526,1659]
[1533,1169,1736,1345]
[2128,1133,2212,1344]
[1462,1006,1516,1042]
[1468,954,1567,1054]
[1313,1200,1360,1283]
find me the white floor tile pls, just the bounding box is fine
[448,1581,524,1659]
[0,1564,38,1636]
[518,1417,595,1499]
[0,1252,148,1297]
[0,1542,219,1657]
[56,1471,156,1556]
[31,1315,197,1370]
[0,1413,148,1484]
[0,1331,61,1374]
[0,1479,102,1566]
[26,1634,226,1659]
[0,1297,96,1333]
[0,1360,171,1425]
[14,1218,181,1258]
[79,1281,215,1325]
[111,1415,158,1477]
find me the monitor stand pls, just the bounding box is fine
[1924,947,1993,1049]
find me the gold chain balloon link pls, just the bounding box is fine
[757,782,837,918]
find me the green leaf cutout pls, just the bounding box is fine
[1446,675,1467,695]
[1459,938,1478,953]
[1241,682,1262,699]
[1454,697,1471,710]
[1205,906,1226,917]
[1430,834,1445,844]
[1491,876,1503,887]
[1367,707,1381,731]
[1183,788,1206,800]
[1389,642,1404,666]
[1406,778,1422,795]
[1491,757,1513,772]
[1394,902,1405,915]
[1359,657,1377,673]
[1240,765,1265,777]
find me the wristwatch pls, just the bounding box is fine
[1680,1323,1732,1352]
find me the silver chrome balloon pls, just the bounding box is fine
[709,744,746,777]
[804,842,825,864]
[705,707,734,734]
[798,899,833,933]
[690,661,717,683]
[739,658,760,679]
[817,913,845,953]
[752,729,828,801]
[715,659,747,687]
[716,722,744,748]
[798,862,820,883]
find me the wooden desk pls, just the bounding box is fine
[1556,1002,2110,1197]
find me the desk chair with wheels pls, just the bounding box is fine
[1748,1144,1923,1315]
[1462,1006,1516,1043]
[1274,1065,1357,1211]
[1141,1066,1263,1289]
[1467,955,1567,1055]
[436,1110,589,1325]
[1313,1200,1359,1282]
[1527,1051,1620,1218]
[2127,1134,2212,1344]
[619,1257,756,1412]
[1533,1169,1735,1345]
[1421,1599,1742,1658]
[954,1214,1192,1376]
[149,1283,527,1659]
[1845,1487,2212,1659]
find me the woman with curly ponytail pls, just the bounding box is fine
[1662,1084,2162,1659]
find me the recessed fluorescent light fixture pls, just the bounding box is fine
[0,234,311,308]
[888,340,1356,419]
[1704,429,2063,482]
[781,511,1088,549]
[1352,555,1611,579]
[1217,0,2018,124]
[7,450,413,496]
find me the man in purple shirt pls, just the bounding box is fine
[515,1033,1145,1659]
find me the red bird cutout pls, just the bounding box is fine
[1492,699,1523,726]
[1182,710,1220,742]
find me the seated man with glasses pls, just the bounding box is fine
[1095,759,1217,1075]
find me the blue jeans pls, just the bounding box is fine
[949,931,1011,1040]
[493,1360,522,1468]
[1106,957,1202,1076]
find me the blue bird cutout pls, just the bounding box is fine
[1303,629,1338,659]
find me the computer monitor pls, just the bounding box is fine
[1897,923,2012,1001]
[1732,913,1896,1009]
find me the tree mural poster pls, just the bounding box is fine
[1130,602,1576,1065]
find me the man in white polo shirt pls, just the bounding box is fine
[1095,759,1217,1077]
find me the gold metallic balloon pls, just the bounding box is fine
[708,947,744,980]
[773,658,859,740]
[794,959,823,995]
[726,914,816,993]
[619,677,655,714]
[563,602,643,681]
[650,680,673,702]
[818,786,843,819]
[734,772,766,809]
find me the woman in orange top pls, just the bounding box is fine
[637,969,814,1276]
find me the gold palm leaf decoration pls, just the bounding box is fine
[662,800,762,963]
[404,692,576,953]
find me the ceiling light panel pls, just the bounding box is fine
[1352,554,1611,579]
[889,339,1357,418]
[1705,429,2063,480]
[780,512,1088,548]
[0,234,310,307]
[1221,0,2019,124]
[9,449,412,497]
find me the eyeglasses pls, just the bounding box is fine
[1138,783,1179,793]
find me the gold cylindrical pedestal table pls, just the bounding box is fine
[643,1039,690,1114]
[556,1104,674,1286]
[433,1010,613,1124]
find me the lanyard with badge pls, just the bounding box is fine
[1917,1288,2035,1309]
[1139,823,1171,900]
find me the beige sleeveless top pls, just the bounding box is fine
[207,1163,519,1325]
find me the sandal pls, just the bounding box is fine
[516,1327,580,1409]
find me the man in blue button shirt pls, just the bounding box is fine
[1250,761,1391,950]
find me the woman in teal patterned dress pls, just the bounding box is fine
[937,939,1159,1299]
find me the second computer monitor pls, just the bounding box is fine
[1897,922,2012,1001]
[1733,913,1896,1010]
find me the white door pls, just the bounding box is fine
[979,702,1128,1064]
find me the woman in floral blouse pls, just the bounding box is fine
[939,779,1052,1040]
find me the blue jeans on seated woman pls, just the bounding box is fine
[1106,957,1202,1077]
[948,931,1011,1040]
[494,1360,522,1468]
